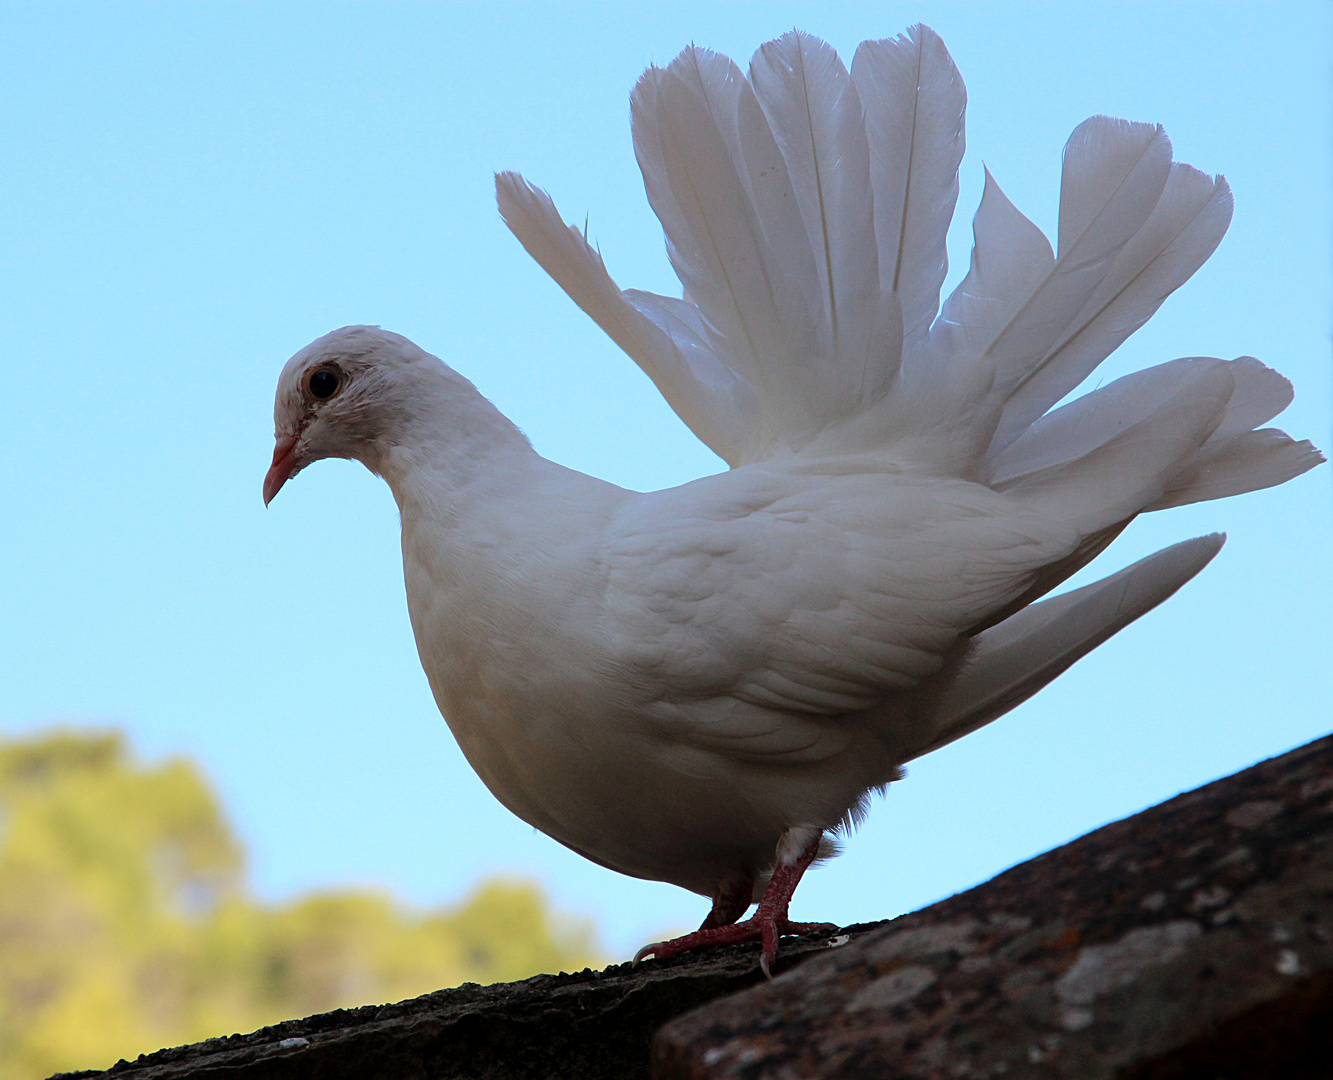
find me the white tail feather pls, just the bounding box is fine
[991,355,1322,507]
[1149,430,1323,510]
[929,168,1052,379]
[989,356,1231,486]
[852,24,965,354]
[999,363,1234,534]
[982,120,1173,421]
[495,171,750,463]
[634,56,817,439]
[1209,355,1294,438]
[989,165,1233,451]
[749,32,893,398]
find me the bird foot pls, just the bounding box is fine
[636,829,833,975]
[634,917,837,977]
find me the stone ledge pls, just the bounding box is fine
[54,916,880,1079]
[55,733,1332,1080]
[654,734,1333,1079]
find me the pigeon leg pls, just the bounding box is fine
[634,829,836,975]
[697,872,755,930]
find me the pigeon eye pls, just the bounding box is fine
[308,367,341,400]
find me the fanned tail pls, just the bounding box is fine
[939,116,1320,505]
[497,23,1321,499]
[499,28,967,463]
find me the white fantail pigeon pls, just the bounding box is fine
[264,26,1322,974]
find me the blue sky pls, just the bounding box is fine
[1,1,1328,958]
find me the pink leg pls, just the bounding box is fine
[634,830,836,976]
[697,873,754,931]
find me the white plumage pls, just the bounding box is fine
[265,25,1321,970]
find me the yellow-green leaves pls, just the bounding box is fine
[0,729,601,1079]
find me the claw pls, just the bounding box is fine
[629,831,832,973]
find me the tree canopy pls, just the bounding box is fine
[0,729,601,1079]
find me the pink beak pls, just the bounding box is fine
[263,434,301,506]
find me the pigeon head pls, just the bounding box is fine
[264,324,528,506]
[264,325,434,505]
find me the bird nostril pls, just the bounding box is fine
[269,435,297,468]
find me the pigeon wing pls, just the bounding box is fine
[601,464,1076,762]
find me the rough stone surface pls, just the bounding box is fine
[50,924,878,1080]
[654,734,1333,1079]
[53,735,1333,1080]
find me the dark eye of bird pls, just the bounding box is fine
[309,367,340,400]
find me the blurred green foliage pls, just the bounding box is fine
[0,729,602,1079]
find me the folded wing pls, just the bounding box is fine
[887,533,1226,762]
[602,465,1078,761]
